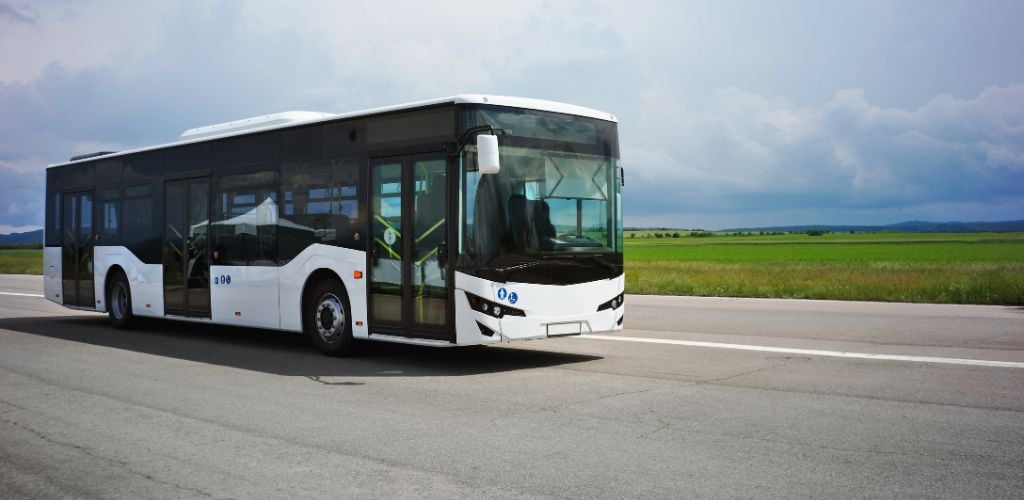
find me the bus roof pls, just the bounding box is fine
[49,95,617,168]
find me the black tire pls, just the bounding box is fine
[304,279,354,356]
[107,271,137,330]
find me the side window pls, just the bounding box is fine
[46,190,61,247]
[97,188,121,245]
[213,169,277,266]
[123,183,155,258]
[279,156,361,262]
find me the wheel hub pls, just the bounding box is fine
[315,294,344,343]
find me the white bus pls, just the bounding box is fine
[43,95,624,355]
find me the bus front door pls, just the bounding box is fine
[163,177,211,317]
[368,153,450,339]
[61,191,95,307]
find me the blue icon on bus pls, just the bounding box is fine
[497,287,507,301]
[225,275,231,285]
[508,292,518,305]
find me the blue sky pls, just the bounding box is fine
[1,0,1022,232]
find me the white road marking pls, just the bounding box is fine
[577,334,1024,369]
[0,291,44,298]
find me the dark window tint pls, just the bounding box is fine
[366,108,454,145]
[125,183,152,198]
[98,188,121,244]
[323,121,364,156]
[123,183,159,262]
[213,169,278,266]
[212,132,279,167]
[279,156,362,262]
[282,125,323,161]
[63,162,95,189]
[123,152,163,184]
[95,159,122,186]
[165,143,210,175]
[45,179,61,247]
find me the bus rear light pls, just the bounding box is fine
[356,321,364,327]
[353,271,363,279]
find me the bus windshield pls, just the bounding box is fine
[458,108,622,282]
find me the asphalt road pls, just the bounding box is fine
[1,274,1022,498]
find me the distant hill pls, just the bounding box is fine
[719,220,1024,233]
[0,229,43,245]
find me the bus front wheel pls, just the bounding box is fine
[107,271,137,329]
[305,279,354,356]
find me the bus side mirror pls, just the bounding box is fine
[477,134,500,174]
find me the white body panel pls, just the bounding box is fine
[453,271,625,345]
[277,244,368,338]
[209,266,280,327]
[48,249,622,348]
[92,246,164,317]
[43,246,62,303]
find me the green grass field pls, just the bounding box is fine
[0,249,44,275]
[2,232,1022,304]
[625,232,1024,305]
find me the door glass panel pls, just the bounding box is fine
[187,179,210,315]
[163,181,186,314]
[62,193,78,305]
[370,161,403,323]
[78,193,95,306]
[411,159,447,325]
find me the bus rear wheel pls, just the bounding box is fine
[107,271,137,330]
[304,279,354,356]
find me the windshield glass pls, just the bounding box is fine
[462,144,622,284]
[462,144,622,259]
[457,105,622,284]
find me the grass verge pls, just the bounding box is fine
[626,261,1024,305]
[0,249,42,274]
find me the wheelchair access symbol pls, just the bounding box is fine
[497,288,518,305]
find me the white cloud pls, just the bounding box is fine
[624,84,1024,225]
[1,1,1022,231]
[0,1,174,83]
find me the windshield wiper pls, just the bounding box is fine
[578,254,619,273]
[495,259,576,273]
[479,258,581,283]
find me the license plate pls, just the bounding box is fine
[546,322,582,337]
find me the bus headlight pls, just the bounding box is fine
[597,293,625,311]
[465,292,525,319]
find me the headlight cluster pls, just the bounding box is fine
[597,293,625,311]
[466,292,525,318]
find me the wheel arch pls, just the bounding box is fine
[300,268,350,330]
[104,264,127,300]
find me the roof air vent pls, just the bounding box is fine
[69,151,118,161]
[178,111,335,141]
